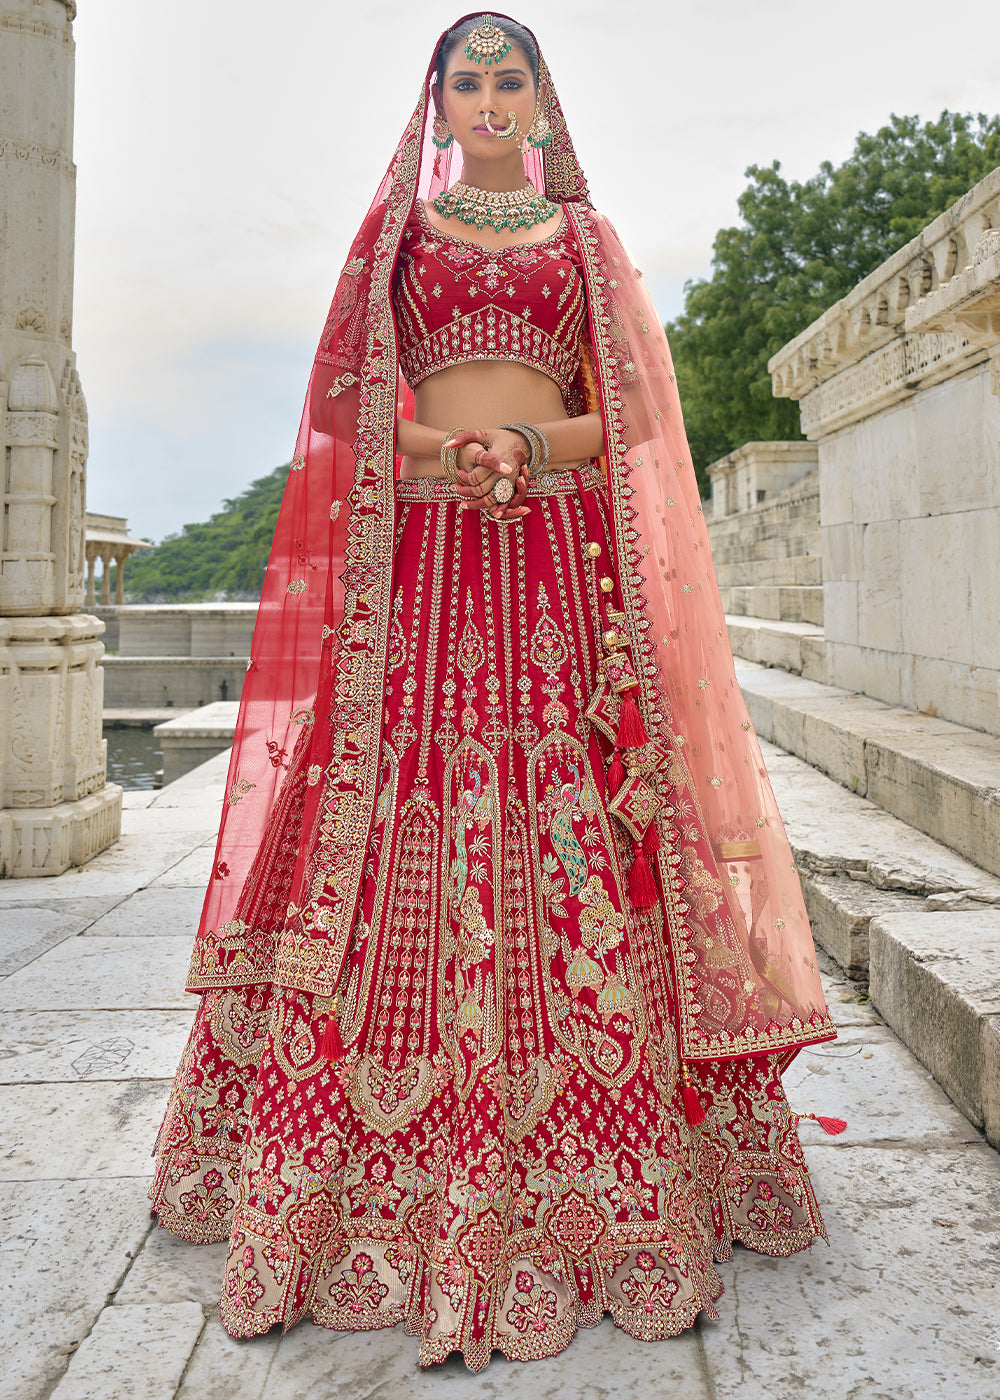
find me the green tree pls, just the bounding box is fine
[124,464,289,600]
[669,111,1000,493]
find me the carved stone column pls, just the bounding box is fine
[0,0,121,876]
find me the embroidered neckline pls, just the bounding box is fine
[415,198,568,255]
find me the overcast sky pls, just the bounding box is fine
[71,0,998,542]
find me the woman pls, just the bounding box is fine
[150,14,839,1370]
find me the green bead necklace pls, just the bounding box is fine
[432,182,559,234]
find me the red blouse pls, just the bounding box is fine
[393,201,587,404]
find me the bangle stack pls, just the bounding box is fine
[441,426,473,484]
[496,422,551,477]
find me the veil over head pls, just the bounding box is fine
[185,14,835,1066]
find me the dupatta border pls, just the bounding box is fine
[566,205,836,1063]
[272,105,426,1000]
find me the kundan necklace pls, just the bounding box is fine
[432,181,559,234]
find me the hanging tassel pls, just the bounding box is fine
[681,1065,706,1126]
[629,839,659,910]
[616,691,649,750]
[321,998,344,1064]
[801,1112,847,1135]
[607,752,626,797]
[642,821,661,857]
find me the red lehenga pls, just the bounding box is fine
[149,14,837,1371]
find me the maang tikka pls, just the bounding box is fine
[463,15,512,66]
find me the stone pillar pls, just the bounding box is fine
[85,548,97,606]
[99,544,112,604]
[0,0,121,876]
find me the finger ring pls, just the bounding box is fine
[492,477,515,505]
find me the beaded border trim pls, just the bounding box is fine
[396,462,600,502]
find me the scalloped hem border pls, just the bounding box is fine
[191,1224,827,1372]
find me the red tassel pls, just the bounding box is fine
[607,752,625,797]
[681,1067,706,1126]
[629,842,659,910]
[642,821,661,857]
[321,1010,344,1064]
[813,1114,847,1136]
[616,692,649,750]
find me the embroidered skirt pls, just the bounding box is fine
[150,466,826,1370]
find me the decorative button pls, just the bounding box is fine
[586,541,602,558]
[599,576,614,594]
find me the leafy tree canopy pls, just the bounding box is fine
[668,111,1000,493]
[122,464,289,600]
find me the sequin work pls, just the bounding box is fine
[393,202,587,405]
[149,470,826,1371]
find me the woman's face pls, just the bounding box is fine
[436,42,536,154]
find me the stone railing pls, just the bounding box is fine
[768,167,1000,437]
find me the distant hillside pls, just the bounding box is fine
[122,464,289,601]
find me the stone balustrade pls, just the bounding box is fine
[769,167,1000,437]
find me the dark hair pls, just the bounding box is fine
[434,15,540,88]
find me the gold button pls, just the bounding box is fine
[586,542,602,558]
[599,577,614,593]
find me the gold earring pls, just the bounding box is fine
[432,114,454,150]
[484,110,519,141]
[526,103,552,150]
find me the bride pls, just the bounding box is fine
[150,13,838,1371]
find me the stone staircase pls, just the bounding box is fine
[707,464,1000,1152]
[710,466,824,627]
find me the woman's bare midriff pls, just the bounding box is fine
[399,360,584,479]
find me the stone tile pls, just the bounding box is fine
[150,844,217,888]
[0,831,208,905]
[969,507,1000,669]
[121,789,157,810]
[0,1079,170,1179]
[0,1010,194,1083]
[781,1026,981,1149]
[700,1144,1000,1400]
[50,1301,205,1400]
[820,579,858,647]
[175,1318,279,1400]
[116,1227,227,1308]
[0,935,192,1011]
[899,513,973,666]
[0,904,103,976]
[114,806,216,836]
[84,886,204,937]
[0,1178,152,1400]
[252,1313,711,1399]
[857,519,902,653]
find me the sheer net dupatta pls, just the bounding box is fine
[569,206,835,1063]
[182,110,427,996]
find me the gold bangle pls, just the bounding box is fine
[496,421,550,476]
[441,425,472,484]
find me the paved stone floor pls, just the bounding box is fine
[2,751,999,1399]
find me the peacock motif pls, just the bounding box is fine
[451,755,493,898]
[538,757,595,896]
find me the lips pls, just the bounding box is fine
[473,124,495,136]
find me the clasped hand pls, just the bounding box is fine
[443,427,532,520]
